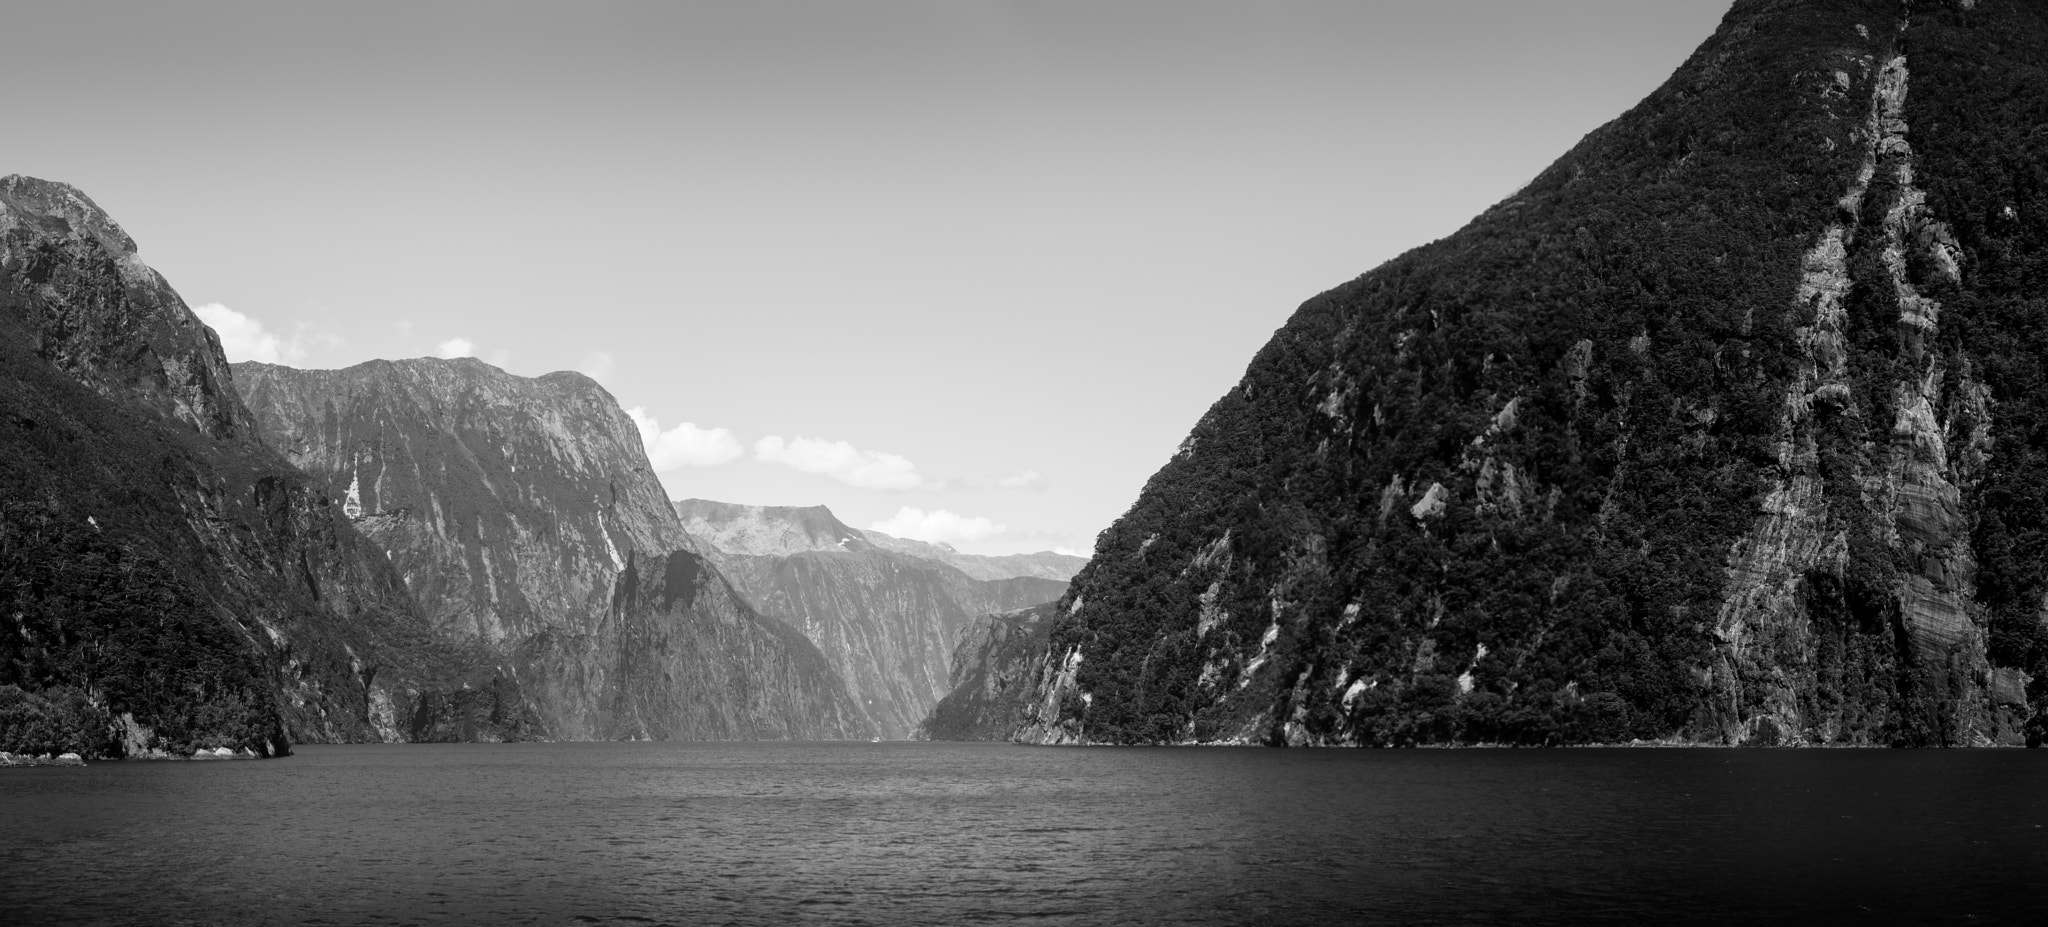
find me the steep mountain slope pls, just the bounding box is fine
[677,500,1068,738]
[236,360,870,740]
[0,175,486,756]
[920,603,1057,741]
[1017,0,2048,747]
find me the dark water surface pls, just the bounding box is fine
[3,743,2047,925]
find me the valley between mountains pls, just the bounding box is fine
[0,173,1080,753]
[8,0,2048,756]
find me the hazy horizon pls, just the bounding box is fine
[10,0,1732,556]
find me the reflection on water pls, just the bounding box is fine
[3,742,2046,925]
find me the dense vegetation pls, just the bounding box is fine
[920,603,1056,741]
[0,500,284,755]
[0,178,459,756]
[1032,0,2046,746]
[1911,0,2048,736]
[0,297,294,755]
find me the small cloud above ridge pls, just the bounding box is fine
[997,469,1046,491]
[870,507,1006,545]
[194,303,318,365]
[756,435,922,491]
[627,407,744,469]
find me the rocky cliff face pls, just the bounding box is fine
[1016,0,2048,747]
[0,176,248,442]
[236,360,695,645]
[677,500,1068,738]
[236,360,869,740]
[920,603,1057,741]
[0,175,475,756]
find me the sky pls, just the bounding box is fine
[9,1,1732,556]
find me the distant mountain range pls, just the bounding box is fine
[675,499,1086,581]
[676,500,1072,738]
[0,168,1071,756]
[0,173,879,755]
[237,360,870,741]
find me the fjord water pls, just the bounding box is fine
[4,744,2045,925]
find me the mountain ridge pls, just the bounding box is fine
[674,498,1086,581]
[677,499,1068,738]
[236,357,872,741]
[1011,0,2048,748]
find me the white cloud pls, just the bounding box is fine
[870,507,1007,545]
[194,303,307,365]
[1053,546,1089,557]
[579,351,616,383]
[627,407,744,469]
[437,337,475,358]
[997,469,1046,490]
[755,435,923,490]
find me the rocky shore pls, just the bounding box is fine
[0,747,273,766]
[129,747,267,761]
[0,752,85,767]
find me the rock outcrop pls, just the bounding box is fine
[0,751,86,767]
[236,360,871,740]
[1014,0,2048,747]
[0,176,249,441]
[677,500,1068,738]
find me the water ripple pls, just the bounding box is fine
[3,743,2048,924]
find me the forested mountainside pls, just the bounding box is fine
[0,175,493,757]
[920,603,1057,741]
[1017,0,2048,747]
[236,361,870,740]
[677,500,1067,738]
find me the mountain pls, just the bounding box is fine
[674,498,1087,581]
[235,360,871,740]
[676,499,1068,738]
[920,603,1057,741]
[673,501,868,557]
[1013,0,2048,747]
[859,532,1087,583]
[0,175,490,757]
